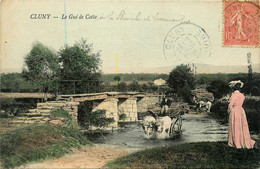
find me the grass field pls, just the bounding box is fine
[107,141,260,168]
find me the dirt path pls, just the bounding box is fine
[18,144,129,169]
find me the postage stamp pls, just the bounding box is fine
[163,22,211,64]
[223,1,259,47]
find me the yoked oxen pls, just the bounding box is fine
[155,116,172,139]
[142,116,156,139]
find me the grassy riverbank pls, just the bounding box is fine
[107,141,260,168]
[0,124,92,168]
[0,109,93,169]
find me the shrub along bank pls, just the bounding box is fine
[0,98,38,118]
[0,110,92,168]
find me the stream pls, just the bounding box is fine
[87,113,228,149]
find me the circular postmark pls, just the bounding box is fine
[223,1,259,47]
[163,22,211,64]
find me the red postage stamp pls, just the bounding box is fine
[223,1,259,47]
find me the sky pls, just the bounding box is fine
[1,0,260,74]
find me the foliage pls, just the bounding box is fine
[240,78,260,96]
[107,141,260,169]
[210,101,229,124]
[128,81,141,91]
[49,109,77,128]
[113,75,121,82]
[4,70,260,95]
[1,73,41,92]
[22,42,59,94]
[211,98,260,133]
[20,39,102,95]
[0,98,37,118]
[101,73,168,82]
[80,109,115,129]
[119,113,127,121]
[118,82,127,92]
[58,39,102,94]
[0,124,91,168]
[100,80,169,93]
[50,109,71,118]
[167,64,195,103]
[209,73,260,96]
[243,98,260,133]
[206,79,230,99]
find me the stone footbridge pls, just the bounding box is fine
[29,92,162,127]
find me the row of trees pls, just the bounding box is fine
[103,81,170,93]
[166,64,260,103]
[22,39,102,95]
[102,73,168,82]
[15,38,260,99]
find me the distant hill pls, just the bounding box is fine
[194,64,260,74]
[2,64,260,74]
[102,64,260,74]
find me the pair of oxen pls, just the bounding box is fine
[196,100,212,113]
[142,115,182,139]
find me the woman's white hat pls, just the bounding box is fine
[229,80,244,88]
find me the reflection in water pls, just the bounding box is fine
[90,115,228,149]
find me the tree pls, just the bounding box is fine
[206,79,230,99]
[22,42,59,95]
[113,75,121,82]
[1,73,40,92]
[167,64,195,103]
[119,82,128,92]
[58,39,102,94]
[129,80,141,91]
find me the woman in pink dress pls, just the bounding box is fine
[228,81,255,149]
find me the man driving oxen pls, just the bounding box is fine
[160,97,172,116]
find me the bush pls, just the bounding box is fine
[80,109,115,129]
[206,79,230,99]
[1,73,41,92]
[50,109,77,128]
[0,124,91,168]
[0,98,37,118]
[129,81,141,91]
[210,101,229,124]
[244,98,260,133]
[119,82,128,92]
[228,75,260,96]
[119,113,127,121]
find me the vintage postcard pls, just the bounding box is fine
[0,0,259,168]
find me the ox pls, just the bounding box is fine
[142,116,156,138]
[155,116,172,139]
